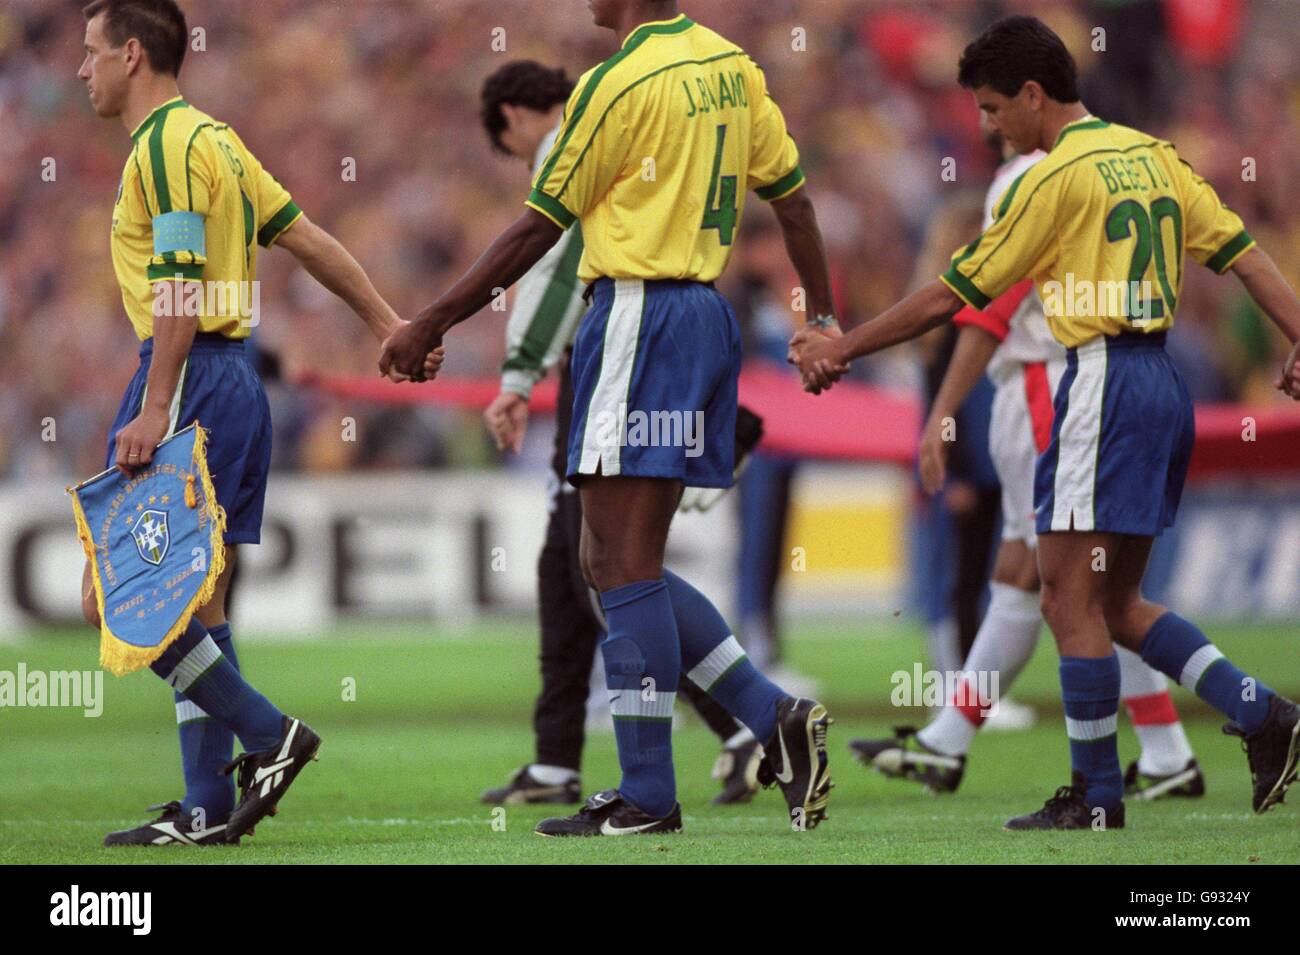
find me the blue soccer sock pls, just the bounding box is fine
[174,621,238,823]
[1060,655,1123,813]
[599,579,680,819]
[665,570,784,744]
[151,618,283,755]
[1140,612,1274,734]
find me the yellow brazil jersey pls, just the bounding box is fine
[526,13,804,283]
[110,97,303,341]
[940,115,1255,348]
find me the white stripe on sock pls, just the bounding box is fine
[686,635,747,691]
[1065,713,1118,741]
[610,689,676,720]
[165,635,221,693]
[175,699,208,723]
[1178,644,1224,692]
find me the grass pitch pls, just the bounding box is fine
[1,619,1296,864]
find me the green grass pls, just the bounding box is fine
[1,619,1296,864]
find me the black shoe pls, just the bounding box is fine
[535,789,682,837]
[1123,758,1205,801]
[480,766,582,805]
[757,697,832,829]
[1004,778,1125,831]
[850,726,965,793]
[103,801,232,847]
[711,740,763,805]
[1223,694,1300,814]
[223,715,321,842]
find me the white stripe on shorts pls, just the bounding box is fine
[1065,713,1118,741]
[164,635,221,693]
[578,279,645,478]
[1178,644,1224,692]
[1051,337,1107,532]
[686,635,746,691]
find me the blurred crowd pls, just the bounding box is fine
[2,0,1298,480]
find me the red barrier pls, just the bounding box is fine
[295,367,1300,476]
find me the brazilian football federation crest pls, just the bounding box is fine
[131,508,170,565]
[69,424,226,676]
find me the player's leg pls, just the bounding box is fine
[1004,528,1126,830]
[153,343,317,841]
[1115,640,1202,799]
[164,547,242,831]
[1104,533,1296,813]
[534,472,687,836]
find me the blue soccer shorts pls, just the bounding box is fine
[106,332,272,545]
[1035,331,1194,537]
[567,278,741,489]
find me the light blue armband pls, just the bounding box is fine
[152,211,207,257]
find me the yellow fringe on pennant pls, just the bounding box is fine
[70,425,227,677]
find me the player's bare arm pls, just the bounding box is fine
[274,215,446,382]
[1229,246,1300,398]
[917,324,1001,495]
[275,216,398,342]
[791,278,963,393]
[769,188,839,336]
[112,304,196,474]
[379,208,562,382]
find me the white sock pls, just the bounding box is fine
[529,764,577,785]
[724,726,755,749]
[918,582,1041,756]
[1117,646,1194,776]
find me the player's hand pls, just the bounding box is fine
[113,405,171,475]
[484,391,529,454]
[379,318,443,383]
[1276,340,1300,400]
[917,416,950,495]
[787,327,849,394]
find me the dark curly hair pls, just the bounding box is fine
[958,16,1080,104]
[480,60,575,154]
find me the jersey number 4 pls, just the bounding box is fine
[702,124,738,246]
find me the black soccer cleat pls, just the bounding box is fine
[757,697,832,829]
[1004,777,1125,831]
[1123,758,1205,801]
[480,766,582,806]
[711,740,763,805]
[850,726,965,794]
[222,715,321,842]
[534,789,682,837]
[103,801,232,847]
[1223,694,1300,814]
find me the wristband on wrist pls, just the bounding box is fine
[807,313,838,330]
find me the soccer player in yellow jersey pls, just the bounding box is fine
[382,0,838,836]
[791,16,1300,829]
[78,0,438,847]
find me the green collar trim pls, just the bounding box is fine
[131,97,187,142]
[622,13,694,49]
